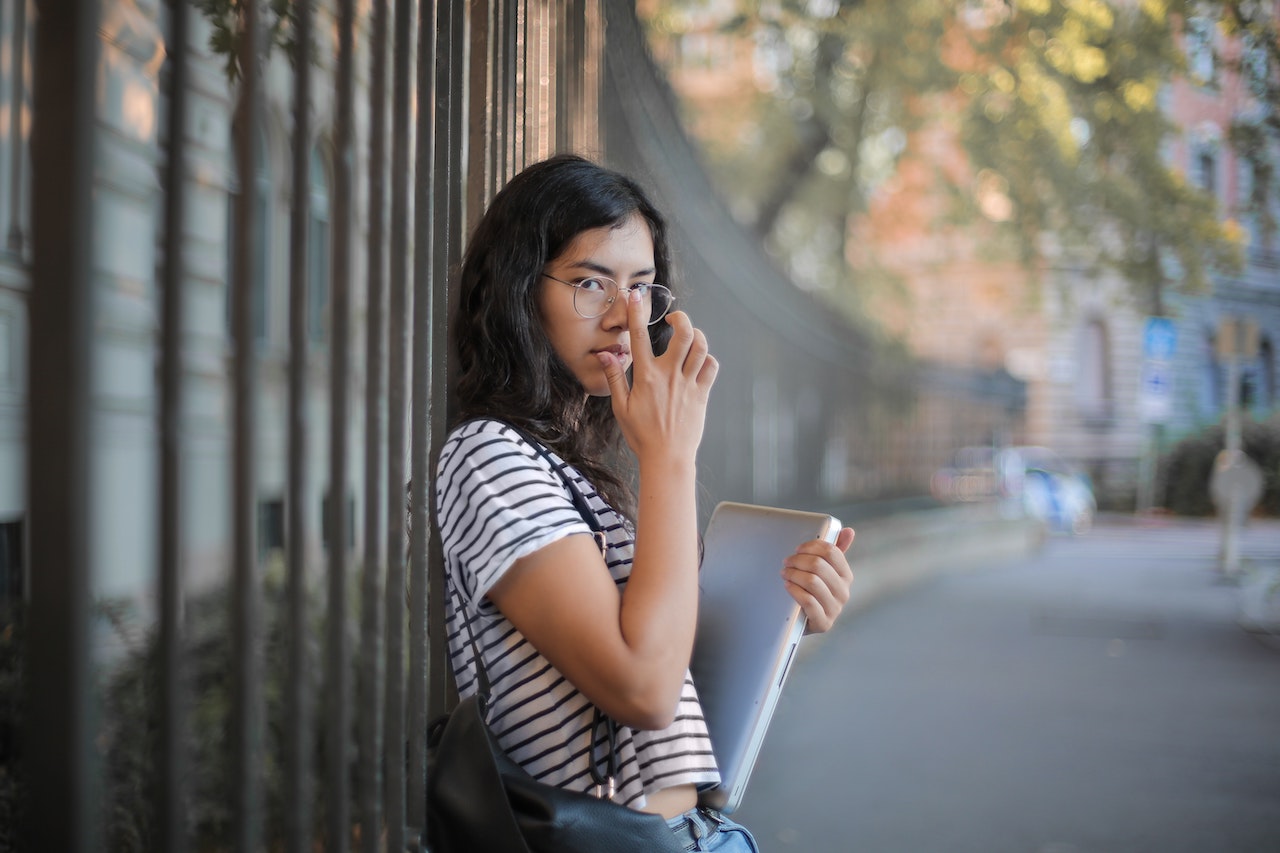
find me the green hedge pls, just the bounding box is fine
[0,561,371,851]
[1160,415,1280,517]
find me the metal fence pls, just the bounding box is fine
[23,0,603,850]
[11,0,1025,850]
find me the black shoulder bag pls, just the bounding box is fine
[425,425,686,853]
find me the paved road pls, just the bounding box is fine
[734,517,1280,853]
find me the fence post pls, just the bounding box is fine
[25,0,100,848]
[284,0,316,848]
[229,0,266,849]
[157,0,191,847]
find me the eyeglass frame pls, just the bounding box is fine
[540,273,674,326]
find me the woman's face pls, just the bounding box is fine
[538,213,656,397]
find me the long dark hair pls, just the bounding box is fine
[452,154,675,516]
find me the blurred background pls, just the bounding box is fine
[1,0,1278,850]
[636,0,1278,521]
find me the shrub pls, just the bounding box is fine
[0,560,368,851]
[1160,415,1280,517]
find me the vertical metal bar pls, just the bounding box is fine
[230,0,265,849]
[6,0,28,253]
[382,0,415,844]
[284,0,315,849]
[359,0,389,847]
[157,0,189,848]
[25,0,98,849]
[568,0,586,150]
[524,1,537,163]
[539,2,551,158]
[548,4,558,154]
[425,0,455,732]
[406,0,437,834]
[424,0,466,739]
[488,0,505,197]
[583,0,601,152]
[555,0,570,148]
[552,0,563,146]
[466,0,492,236]
[447,0,466,247]
[513,0,526,171]
[327,0,357,846]
[502,0,519,181]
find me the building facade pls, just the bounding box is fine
[641,1,1280,510]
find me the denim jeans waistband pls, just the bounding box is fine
[666,805,725,848]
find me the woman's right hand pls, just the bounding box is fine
[597,288,719,464]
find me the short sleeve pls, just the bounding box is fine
[434,420,593,611]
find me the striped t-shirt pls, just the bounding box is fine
[434,418,720,810]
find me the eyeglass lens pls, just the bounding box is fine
[575,278,672,325]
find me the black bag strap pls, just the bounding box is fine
[449,419,621,800]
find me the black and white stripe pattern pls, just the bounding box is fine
[435,418,720,808]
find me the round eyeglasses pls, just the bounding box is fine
[542,273,674,325]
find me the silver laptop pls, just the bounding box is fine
[690,501,842,813]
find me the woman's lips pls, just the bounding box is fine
[593,345,629,358]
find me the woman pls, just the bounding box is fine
[434,154,855,851]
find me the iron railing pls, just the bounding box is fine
[23,0,606,849]
[14,1,1023,850]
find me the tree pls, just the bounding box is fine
[1208,0,1280,243]
[193,0,305,83]
[641,0,1243,313]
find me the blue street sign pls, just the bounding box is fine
[1139,361,1173,423]
[1143,316,1177,362]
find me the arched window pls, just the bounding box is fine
[1199,329,1220,416]
[226,127,271,343]
[1195,145,1218,198]
[309,145,331,343]
[1259,337,1275,412]
[1242,30,1270,100]
[1076,318,1111,423]
[1237,155,1264,248]
[1185,15,1216,85]
[1188,122,1222,206]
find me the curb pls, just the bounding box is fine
[793,503,1045,662]
[842,503,1046,615]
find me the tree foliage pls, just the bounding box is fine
[1211,0,1280,241]
[642,0,1246,308]
[192,0,303,83]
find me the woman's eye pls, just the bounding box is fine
[630,283,653,296]
[578,277,608,293]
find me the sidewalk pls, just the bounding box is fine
[740,512,1280,852]
[840,504,1280,635]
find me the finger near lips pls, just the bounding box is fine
[683,329,709,378]
[698,355,719,389]
[664,313,696,364]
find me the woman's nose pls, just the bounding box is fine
[601,290,630,328]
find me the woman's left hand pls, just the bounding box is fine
[783,527,855,634]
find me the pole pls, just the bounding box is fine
[1219,344,1242,575]
[1211,318,1262,579]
